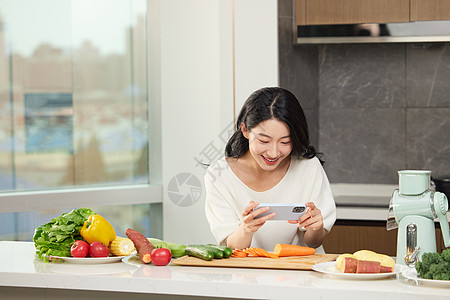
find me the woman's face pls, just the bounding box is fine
[242,118,292,171]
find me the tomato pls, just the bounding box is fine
[89,241,110,257]
[70,240,89,258]
[151,248,172,266]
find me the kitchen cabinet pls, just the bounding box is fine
[323,220,449,256]
[411,0,450,21]
[295,0,450,26]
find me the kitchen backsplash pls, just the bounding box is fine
[278,0,450,184]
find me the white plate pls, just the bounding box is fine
[49,255,127,264]
[401,267,450,288]
[312,261,402,280]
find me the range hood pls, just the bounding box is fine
[297,20,450,44]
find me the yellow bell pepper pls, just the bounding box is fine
[80,214,116,246]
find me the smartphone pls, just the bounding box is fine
[253,203,307,221]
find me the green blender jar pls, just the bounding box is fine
[387,170,450,265]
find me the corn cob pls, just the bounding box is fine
[109,236,135,256]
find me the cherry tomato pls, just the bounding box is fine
[89,241,110,257]
[70,240,89,258]
[151,248,172,266]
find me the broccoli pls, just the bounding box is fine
[442,248,450,262]
[416,250,450,281]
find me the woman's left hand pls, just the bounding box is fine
[288,202,323,231]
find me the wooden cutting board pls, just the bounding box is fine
[172,254,338,270]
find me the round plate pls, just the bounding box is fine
[402,267,450,287]
[312,261,403,280]
[49,255,126,264]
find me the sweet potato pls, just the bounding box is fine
[341,257,358,273]
[126,228,154,263]
[336,253,357,271]
[356,260,381,273]
[353,250,395,273]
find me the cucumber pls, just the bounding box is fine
[199,244,223,259]
[185,245,214,261]
[207,244,232,258]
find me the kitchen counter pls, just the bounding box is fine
[1,241,449,300]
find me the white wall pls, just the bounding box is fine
[234,0,279,114]
[153,0,279,244]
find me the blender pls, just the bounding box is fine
[387,170,450,265]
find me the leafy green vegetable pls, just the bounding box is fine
[415,249,450,280]
[33,208,95,262]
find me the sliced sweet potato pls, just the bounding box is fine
[356,260,381,273]
[341,257,358,273]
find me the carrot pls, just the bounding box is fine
[231,249,248,257]
[126,228,154,263]
[273,243,315,257]
[231,252,248,257]
[256,247,279,259]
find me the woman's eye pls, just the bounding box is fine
[281,141,291,145]
[258,140,269,144]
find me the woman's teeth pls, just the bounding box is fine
[264,156,278,162]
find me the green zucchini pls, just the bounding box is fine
[147,238,169,249]
[148,238,186,258]
[185,245,214,261]
[207,244,232,258]
[166,241,186,258]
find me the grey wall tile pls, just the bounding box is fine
[407,43,450,107]
[406,108,450,177]
[319,107,406,184]
[304,108,319,148]
[319,44,406,108]
[278,0,293,18]
[278,2,450,185]
[279,10,319,145]
[279,17,318,110]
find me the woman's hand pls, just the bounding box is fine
[288,202,326,248]
[241,201,275,233]
[226,201,274,249]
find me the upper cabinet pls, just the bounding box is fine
[411,0,450,21]
[295,0,450,26]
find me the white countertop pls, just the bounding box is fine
[0,241,448,299]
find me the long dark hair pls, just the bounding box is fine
[225,87,323,163]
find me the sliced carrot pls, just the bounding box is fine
[249,247,262,257]
[255,247,279,259]
[273,243,315,257]
[231,252,248,257]
[246,248,259,257]
[253,247,267,257]
[231,249,248,257]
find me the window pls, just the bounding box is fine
[0,0,162,240]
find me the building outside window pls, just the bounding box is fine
[0,0,162,240]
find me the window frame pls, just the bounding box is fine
[0,1,163,214]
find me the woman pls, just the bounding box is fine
[205,87,336,253]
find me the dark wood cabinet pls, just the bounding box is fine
[295,0,450,26]
[323,220,449,256]
[411,0,450,21]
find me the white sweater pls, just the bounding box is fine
[204,156,336,253]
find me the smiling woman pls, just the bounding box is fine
[205,87,336,252]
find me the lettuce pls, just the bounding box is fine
[33,208,95,262]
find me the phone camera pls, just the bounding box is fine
[292,206,305,213]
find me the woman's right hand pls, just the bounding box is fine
[241,201,275,233]
[226,201,275,250]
